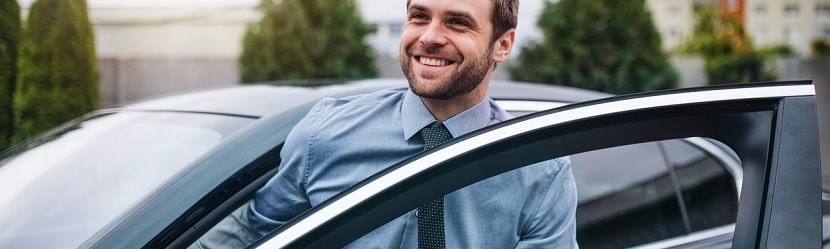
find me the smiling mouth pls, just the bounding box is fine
[416,56,455,67]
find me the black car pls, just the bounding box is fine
[0,79,821,248]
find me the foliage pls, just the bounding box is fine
[0,0,20,151]
[509,0,678,94]
[239,0,377,84]
[704,53,770,84]
[13,0,98,143]
[678,6,776,85]
[758,44,797,57]
[811,39,830,58]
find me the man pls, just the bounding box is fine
[194,0,578,248]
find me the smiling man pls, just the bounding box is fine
[193,0,578,248]
[402,0,510,121]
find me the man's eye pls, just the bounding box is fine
[447,19,469,27]
[409,13,428,22]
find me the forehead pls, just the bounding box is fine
[407,0,493,22]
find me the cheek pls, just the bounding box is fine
[399,28,421,49]
[459,40,490,59]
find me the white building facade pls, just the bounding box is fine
[745,0,830,55]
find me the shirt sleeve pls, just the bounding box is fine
[189,100,329,248]
[516,157,580,249]
[248,99,329,236]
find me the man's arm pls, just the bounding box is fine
[516,157,579,249]
[190,101,326,248]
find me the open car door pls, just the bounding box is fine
[254,81,821,249]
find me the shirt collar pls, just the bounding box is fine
[402,89,493,140]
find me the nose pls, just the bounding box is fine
[419,22,448,47]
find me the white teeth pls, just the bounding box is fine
[419,57,450,66]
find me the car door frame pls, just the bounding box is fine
[253,81,821,249]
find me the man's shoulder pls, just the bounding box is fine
[316,86,409,112]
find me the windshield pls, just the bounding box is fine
[0,111,253,248]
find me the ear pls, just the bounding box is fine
[492,29,515,63]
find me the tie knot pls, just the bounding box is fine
[421,123,453,149]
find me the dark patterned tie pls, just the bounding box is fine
[418,122,452,249]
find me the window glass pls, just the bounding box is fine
[785,3,801,18]
[667,5,681,16]
[755,4,768,17]
[753,27,768,44]
[784,26,801,43]
[667,29,681,44]
[0,112,252,248]
[571,141,686,249]
[817,25,830,39]
[662,139,739,232]
[816,2,830,18]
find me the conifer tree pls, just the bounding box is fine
[239,0,377,84]
[680,6,775,84]
[510,0,678,94]
[0,0,20,150]
[14,0,98,143]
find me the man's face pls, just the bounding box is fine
[400,0,497,100]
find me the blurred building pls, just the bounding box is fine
[91,6,260,107]
[745,0,830,55]
[646,0,713,50]
[647,0,830,55]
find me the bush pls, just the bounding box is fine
[680,6,777,85]
[239,0,377,84]
[510,0,678,94]
[812,39,830,58]
[0,0,21,150]
[705,52,776,84]
[13,0,98,143]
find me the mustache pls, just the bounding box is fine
[406,44,462,62]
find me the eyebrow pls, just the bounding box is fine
[446,10,478,26]
[407,4,480,27]
[407,4,428,14]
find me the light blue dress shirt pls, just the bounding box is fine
[249,87,579,248]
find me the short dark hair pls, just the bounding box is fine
[491,0,519,41]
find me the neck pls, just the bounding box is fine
[421,80,490,122]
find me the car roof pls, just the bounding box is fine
[120,79,610,118]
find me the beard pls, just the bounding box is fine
[400,44,494,100]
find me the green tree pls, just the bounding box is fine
[811,39,830,58]
[0,0,20,151]
[13,0,98,143]
[239,0,377,84]
[510,0,678,94]
[679,6,776,84]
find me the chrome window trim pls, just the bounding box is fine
[684,137,743,198]
[258,84,815,248]
[630,224,735,249]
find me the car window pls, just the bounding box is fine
[664,139,739,232]
[0,111,253,248]
[572,138,740,248]
[572,141,686,248]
